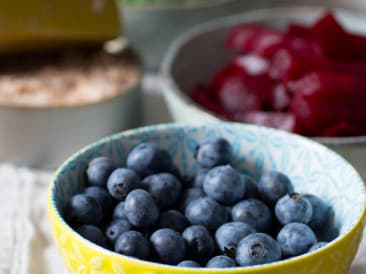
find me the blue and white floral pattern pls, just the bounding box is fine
[49,123,366,274]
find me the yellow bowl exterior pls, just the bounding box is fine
[48,123,366,274]
[48,201,365,274]
[48,171,366,274]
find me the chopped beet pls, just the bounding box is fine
[233,55,269,75]
[290,71,366,136]
[272,84,290,111]
[310,12,366,60]
[320,122,366,137]
[209,62,277,115]
[286,23,312,38]
[271,49,366,81]
[189,12,366,137]
[210,63,261,114]
[281,35,324,58]
[190,85,230,118]
[226,24,283,57]
[270,49,310,81]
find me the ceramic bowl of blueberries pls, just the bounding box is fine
[48,122,366,274]
[161,6,366,180]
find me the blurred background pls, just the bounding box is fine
[120,0,366,69]
[0,1,366,274]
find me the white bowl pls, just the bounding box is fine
[161,6,366,179]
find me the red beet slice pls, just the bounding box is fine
[290,71,366,136]
[190,85,230,118]
[233,54,269,75]
[270,49,307,81]
[271,49,366,81]
[286,23,312,38]
[241,111,296,132]
[311,11,366,60]
[320,121,366,137]
[272,84,291,111]
[210,63,261,114]
[226,24,283,57]
[210,60,278,114]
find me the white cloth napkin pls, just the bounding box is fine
[0,164,365,274]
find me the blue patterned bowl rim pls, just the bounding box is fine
[49,122,366,272]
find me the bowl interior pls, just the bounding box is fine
[51,123,365,242]
[163,7,366,143]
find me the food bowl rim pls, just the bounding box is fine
[48,122,366,272]
[160,6,366,145]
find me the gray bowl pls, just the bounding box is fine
[161,6,366,179]
[0,44,142,169]
[119,0,261,70]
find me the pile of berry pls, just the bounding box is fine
[66,138,332,268]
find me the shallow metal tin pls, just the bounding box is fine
[161,6,366,179]
[0,45,142,169]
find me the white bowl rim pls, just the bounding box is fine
[123,0,235,12]
[49,122,366,272]
[160,6,366,145]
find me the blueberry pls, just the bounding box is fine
[84,186,114,219]
[115,231,150,260]
[308,242,328,252]
[182,225,215,264]
[86,157,114,187]
[107,168,141,201]
[127,142,173,177]
[203,165,245,205]
[185,197,229,231]
[177,260,201,268]
[242,175,259,199]
[231,199,273,232]
[215,222,255,256]
[156,210,189,233]
[277,223,317,257]
[150,228,186,265]
[193,168,209,188]
[89,156,110,167]
[258,171,294,206]
[142,173,181,209]
[206,256,236,268]
[112,201,126,220]
[303,194,330,232]
[236,233,281,266]
[76,225,108,248]
[178,187,205,212]
[275,193,313,225]
[105,218,132,244]
[195,137,232,169]
[67,194,103,226]
[124,189,159,228]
